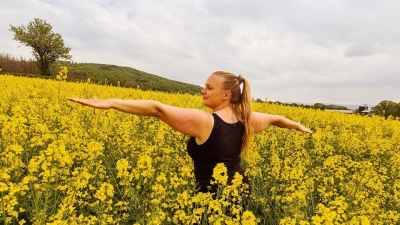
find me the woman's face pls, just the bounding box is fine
[201,74,228,109]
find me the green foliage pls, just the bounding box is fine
[313,103,326,110]
[259,101,314,109]
[255,98,263,103]
[371,100,400,119]
[284,102,313,109]
[267,102,347,110]
[9,18,72,76]
[325,104,349,110]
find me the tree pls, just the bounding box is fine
[325,104,349,110]
[371,100,400,119]
[313,103,326,110]
[9,18,72,76]
[255,98,263,103]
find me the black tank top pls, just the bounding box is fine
[187,113,249,193]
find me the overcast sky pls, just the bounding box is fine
[1,0,399,106]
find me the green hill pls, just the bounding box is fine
[0,53,202,95]
[58,61,202,94]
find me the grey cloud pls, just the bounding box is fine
[344,44,378,57]
[204,0,400,49]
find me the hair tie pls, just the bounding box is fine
[237,75,243,85]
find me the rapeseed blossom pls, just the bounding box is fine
[211,163,229,186]
[0,74,399,224]
[56,66,68,81]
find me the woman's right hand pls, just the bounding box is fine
[295,123,313,134]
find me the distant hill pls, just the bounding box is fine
[0,53,202,95]
[56,61,203,94]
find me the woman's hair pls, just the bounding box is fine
[212,71,254,158]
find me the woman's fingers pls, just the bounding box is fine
[68,97,94,106]
[68,97,81,103]
[298,124,313,134]
[68,98,111,109]
[304,127,313,134]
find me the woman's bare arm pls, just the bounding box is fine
[68,98,213,138]
[250,112,313,134]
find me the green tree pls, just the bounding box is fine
[255,98,263,103]
[371,100,400,119]
[313,103,326,110]
[9,18,72,76]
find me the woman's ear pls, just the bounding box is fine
[223,90,232,100]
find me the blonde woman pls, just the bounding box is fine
[68,71,313,193]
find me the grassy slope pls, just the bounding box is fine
[0,58,202,95]
[55,61,203,95]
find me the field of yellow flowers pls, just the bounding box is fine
[0,72,399,225]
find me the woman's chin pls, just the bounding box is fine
[202,100,210,108]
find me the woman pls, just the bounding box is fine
[68,71,313,194]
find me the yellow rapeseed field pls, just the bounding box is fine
[0,70,399,224]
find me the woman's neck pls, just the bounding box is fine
[213,104,231,112]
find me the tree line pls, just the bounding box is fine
[254,99,349,111]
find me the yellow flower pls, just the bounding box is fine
[211,163,228,186]
[241,211,258,225]
[0,170,11,180]
[231,172,243,186]
[0,182,8,192]
[94,183,114,202]
[56,66,68,81]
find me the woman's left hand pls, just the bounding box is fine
[68,97,113,109]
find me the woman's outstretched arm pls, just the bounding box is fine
[250,112,313,134]
[68,98,161,116]
[68,98,213,139]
